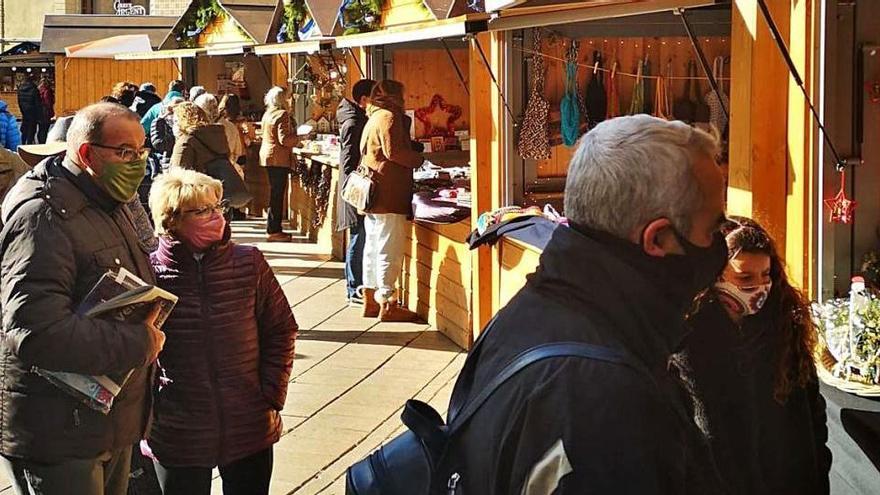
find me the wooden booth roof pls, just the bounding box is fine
[160,0,283,49]
[305,0,342,36]
[41,15,177,54]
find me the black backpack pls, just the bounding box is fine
[345,321,648,495]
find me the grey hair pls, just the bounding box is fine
[564,115,719,239]
[66,102,140,158]
[264,86,289,110]
[189,86,206,102]
[193,93,220,122]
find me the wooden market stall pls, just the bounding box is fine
[334,7,488,349]
[0,43,54,119]
[465,0,825,329]
[40,15,180,116]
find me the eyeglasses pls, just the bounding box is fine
[181,200,230,218]
[88,143,150,162]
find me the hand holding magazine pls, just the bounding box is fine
[34,268,178,414]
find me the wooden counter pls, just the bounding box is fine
[498,237,542,309]
[401,219,474,349]
[288,150,345,260]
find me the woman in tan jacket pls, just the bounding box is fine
[359,80,424,322]
[259,86,300,242]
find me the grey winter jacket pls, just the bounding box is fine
[0,156,156,462]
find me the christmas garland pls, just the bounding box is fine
[278,0,308,43]
[174,0,249,48]
[339,0,382,35]
[292,158,332,229]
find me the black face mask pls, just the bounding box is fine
[658,228,730,302]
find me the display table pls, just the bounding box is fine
[820,382,880,493]
[289,149,345,260]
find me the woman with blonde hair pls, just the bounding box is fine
[259,86,300,242]
[147,168,297,495]
[170,101,231,173]
[358,80,424,321]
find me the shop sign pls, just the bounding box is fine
[114,1,146,16]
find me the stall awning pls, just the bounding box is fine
[253,39,334,56]
[486,0,718,31]
[115,47,206,60]
[65,34,153,59]
[40,15,177,54]
[333,14,489,48]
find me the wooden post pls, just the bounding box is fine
[469,31,505,339]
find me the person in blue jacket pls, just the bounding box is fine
[0,100,21,152]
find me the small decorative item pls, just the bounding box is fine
[867,79,880,104]
[430,136,446,153]
[414,94,463,137]
[825,169,857,224]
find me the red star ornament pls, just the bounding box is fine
[824,170,857,224]
[414,94,462,137]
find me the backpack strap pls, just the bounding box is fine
[448,341,644,433]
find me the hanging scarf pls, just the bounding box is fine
[629,62,645,115]
[518,29,551,160]
[605,61,620,119]
[705,56,730,135]
[585,50,607,128]
[560,42,581,146]
[654,61,673,119]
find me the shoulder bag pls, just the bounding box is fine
[341,164,375,212]
[194,134,253,209]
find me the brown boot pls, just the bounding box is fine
[362,288,380,318]
[379,301,419,322]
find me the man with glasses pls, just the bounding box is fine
[0,102,166,495]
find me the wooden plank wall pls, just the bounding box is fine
[498,238,542,308]
[54,56,180,116]
[288,164,345,260]
[532,35,731,177]
[401,220,473,349]
[392,47,470,139]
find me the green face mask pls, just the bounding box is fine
[96,158,147,203]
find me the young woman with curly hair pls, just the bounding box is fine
[169,101,231,173]
[674,216,831,495]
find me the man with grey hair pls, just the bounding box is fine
[0,102,165,495]
[442,115,729,493]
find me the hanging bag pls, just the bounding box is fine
[345,317,651,495]
[518,29,551,160]
[694,60,711,124]
[705,56,730,135]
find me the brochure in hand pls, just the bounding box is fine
[34,268,177,414]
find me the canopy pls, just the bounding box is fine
[64,34,154,59]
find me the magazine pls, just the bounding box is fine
[34,268,178,414]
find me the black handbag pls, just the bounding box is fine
[345,320,643,495]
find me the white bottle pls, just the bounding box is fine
[850,276,869,360]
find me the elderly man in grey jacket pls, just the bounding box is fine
[0,102,165,495]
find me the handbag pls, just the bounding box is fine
[345,318,646,495]
[518,29,551,160]
[194,135,253,209]
[341,165,376,211]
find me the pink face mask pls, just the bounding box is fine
[176,211,226,252]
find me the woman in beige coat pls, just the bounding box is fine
[259,86,299,242]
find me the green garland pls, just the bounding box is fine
[174,0,250,48]
[280,0,308,42]
[340,0,382,35]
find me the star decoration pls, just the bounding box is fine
[825,171,857,224]
[414,94,462,137]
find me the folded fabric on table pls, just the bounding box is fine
[411,191,470,225]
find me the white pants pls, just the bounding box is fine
[362,213,408,303]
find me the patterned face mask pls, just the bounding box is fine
[715,280,772,317]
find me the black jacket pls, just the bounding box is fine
[445,226,725,494]
[336,98,368,232]
[0,157,155,462]
[16,81,41,120]
[132,91,162,118]
[675,297,831,495]
[150,115,175,171]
